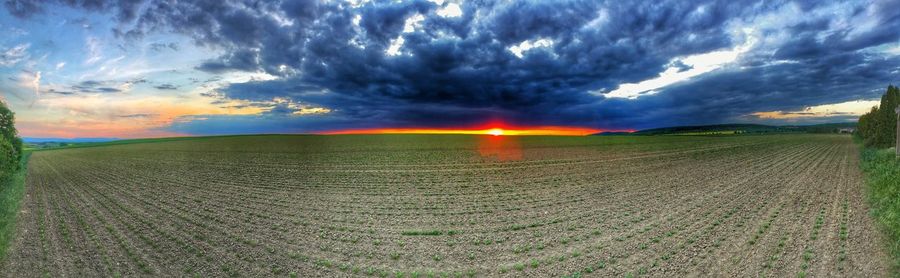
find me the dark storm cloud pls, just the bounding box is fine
[3,0,41,18]
[9,0,900,133]
[590,53,900,130]
[195,49,261,73]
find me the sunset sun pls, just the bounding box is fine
[487,128,504,136]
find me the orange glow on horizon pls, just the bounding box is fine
[320,125,627,136]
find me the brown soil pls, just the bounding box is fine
[0,134,889,277]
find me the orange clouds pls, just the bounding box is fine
[16,120,185,139]
[17,93,267,139]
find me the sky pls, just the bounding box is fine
[0,0,899,138]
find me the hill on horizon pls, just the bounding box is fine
[593,122,857,136]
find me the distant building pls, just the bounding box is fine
[838,128,855,134]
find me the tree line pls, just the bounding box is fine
[0,101,22,182]
[857,85,900,148]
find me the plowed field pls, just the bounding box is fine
[1,134,889,277]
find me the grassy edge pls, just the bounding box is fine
[0,151,31,262]
[858,144,900,275]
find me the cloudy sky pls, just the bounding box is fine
[0,0,898,138]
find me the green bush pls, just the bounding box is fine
[0,139,14,181]
[0,100,23,262]
[857,85,900,148]
[0,99,23,200]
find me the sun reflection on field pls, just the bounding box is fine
[477,134,522,161]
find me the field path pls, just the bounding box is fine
[0,134,890,277]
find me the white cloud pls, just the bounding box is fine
[385,36,405,56]
[56,62,66,70]
[352,14,362,26]
[222,71,279,84]
[582,9,609,30]
[601,29,757,99]
[508,38,554,58]
[348,14,367,49]
[0,43,30,66]
[33,72,41,97]
[348,0,372,8]
[13,71,38,97]
[85,37,103,65]
[382,13,424,55]
[267,10,295,27]
[403,14,425,33]
[883,44,900,56]
[436,3,462,18]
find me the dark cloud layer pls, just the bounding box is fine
[7,0,900,133]
[153,83,177,90]
[148,42,178,52]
